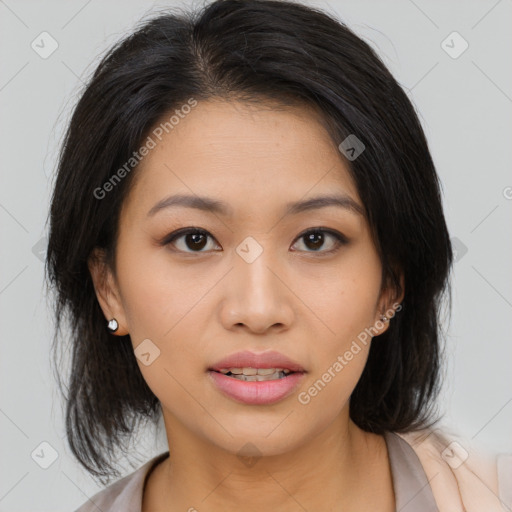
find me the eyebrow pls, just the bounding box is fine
[147,193,365,218]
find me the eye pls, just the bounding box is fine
[161,227,348,255]
[162,228,220,253]
[291,228,348,255]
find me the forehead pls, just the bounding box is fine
[124,99,361,217]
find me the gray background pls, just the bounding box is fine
[1,0,511,510]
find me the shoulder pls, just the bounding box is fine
[396,426,512,512]
[73,452,169,512]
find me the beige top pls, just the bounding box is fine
[74,429,512,512]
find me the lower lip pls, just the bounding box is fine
[208,371,305,405]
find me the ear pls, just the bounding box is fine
[88,247,129,336]
[372,271,405,337]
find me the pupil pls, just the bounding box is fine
[187,233,207,250]
[305,232,323,250]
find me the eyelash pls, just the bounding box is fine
[160,227,348,256]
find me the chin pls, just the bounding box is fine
[204,423,309,459]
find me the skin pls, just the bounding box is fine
[89,99,404,511]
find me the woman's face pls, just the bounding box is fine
[90,99,397,457]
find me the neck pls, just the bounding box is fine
[143,412,395,512]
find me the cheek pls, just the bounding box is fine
[298,279,374,415]
[115,242,208,340]
[298,247,381,403]
[305,248,382,347]
[299,345,370,415]
[114,243,213,396]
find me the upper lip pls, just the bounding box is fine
[209,350,306,373]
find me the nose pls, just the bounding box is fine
[219,243,294,335]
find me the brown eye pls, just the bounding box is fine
[161,227,347,256]
[291,228,347,254]
[163,228,219,253]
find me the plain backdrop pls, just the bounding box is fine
[0,0,511,510]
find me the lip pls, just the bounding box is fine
[207,350,306,405]
[208,350,306,373]
[208,370,306,405]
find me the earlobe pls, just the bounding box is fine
[375,314,391,336]
[87,248,129,336]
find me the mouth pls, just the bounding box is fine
[207,350,306,404]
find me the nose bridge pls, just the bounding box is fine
[221,235,292,332]
[234,235,280,303]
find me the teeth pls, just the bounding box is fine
[217,367,292,375]
[230,370,286,381]
[255,368,277,375]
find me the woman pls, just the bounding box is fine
[45,0,511,511]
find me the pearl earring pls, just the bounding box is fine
[107,318,119,332]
